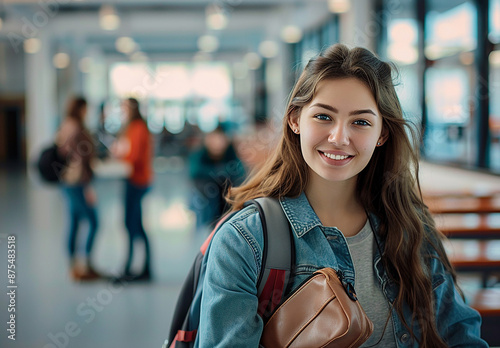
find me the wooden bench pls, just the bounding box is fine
[434,213,500,239]
[444,239,500,287]
[423,190,500,199]
[471,288,500,346]
[471,288,500,316]
[424,191,500,345]
[425,196,500,214]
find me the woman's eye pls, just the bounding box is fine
[315,114,331,121]
[353,119,370,126]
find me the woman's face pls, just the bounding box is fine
[289,77,387,186]
[205,130,229,158]
[121,101,132,122]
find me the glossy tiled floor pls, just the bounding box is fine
[0,160,206,348]
[0,160,499,347]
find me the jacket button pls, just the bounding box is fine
[400,333,409,343]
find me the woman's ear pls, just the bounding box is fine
[288,111,300,133]
[377,127,389,146]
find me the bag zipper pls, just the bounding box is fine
[336,269,358,301]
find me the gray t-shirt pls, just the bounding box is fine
[345,220,396,347]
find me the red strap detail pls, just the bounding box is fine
[200,230,215,255]
[200,214,232,255]
[257,269,286,317]
[169,330,198,348]
[270,270,286,312]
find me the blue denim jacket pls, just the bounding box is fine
[195,193,487,347]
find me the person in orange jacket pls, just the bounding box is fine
[112,98,153,281]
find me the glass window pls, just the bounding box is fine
[423,0,477,165]
[107,62,233,134]
[425,2,477,60]
[424,66,472,161]
[387,17,421,125]
[300,32,321,69]
[490,0,500,44]
[379,0,421,129]
[295,16,339,70]
[321,16,338,47]
[490,0,500,172]
[490,54,500,171]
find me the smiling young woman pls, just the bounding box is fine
[194,44,487,347]
[287,77,388,236]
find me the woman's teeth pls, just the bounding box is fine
[322,152,349,160]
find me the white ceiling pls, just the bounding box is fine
[0,0,332,61]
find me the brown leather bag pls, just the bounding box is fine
[260,268,374,348]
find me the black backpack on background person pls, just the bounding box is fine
[37,144,67,183]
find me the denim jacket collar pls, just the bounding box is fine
[280,193,323,238]
[280,192,385,240]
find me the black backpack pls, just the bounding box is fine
[165,197,295,348]
[37,144,67,183]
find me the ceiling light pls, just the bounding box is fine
[24,38,41,54]
[489,50,500,66]
[244,52,262,70]
[99,5,120,31]
[206,5,227,30]
[281,25,303,43]
[115,37,136,54]
[53,52,70,69]
[198,35,219,53]
[259,40,279,58]
[328,0,351,13]
[207,13,227,30]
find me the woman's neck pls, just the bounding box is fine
[305,174,366,236]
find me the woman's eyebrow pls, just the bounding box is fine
[349,109,377,116]
[310,103,377,116]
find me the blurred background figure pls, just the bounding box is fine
[188,126,246,232]
[56,96,101,281]
[112,98,154,281]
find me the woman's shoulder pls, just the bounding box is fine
[213,205,266,251]
[222,205,264,237]
[129,119,148,131]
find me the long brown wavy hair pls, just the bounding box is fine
[227,43,458,347]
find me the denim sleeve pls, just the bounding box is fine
[197,210,264,347]
[432,259,488,347]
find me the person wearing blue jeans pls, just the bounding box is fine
[122,179,151,280]
[63,184,99,279]
[111,98,154,282]
[57,96,101,281]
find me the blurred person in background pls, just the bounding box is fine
[188,126,246,232]
[112,98,154,281]
[57,96,100,281]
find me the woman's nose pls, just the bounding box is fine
[327,124,350,146]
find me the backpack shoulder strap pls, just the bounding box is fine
[248,197,295,318]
